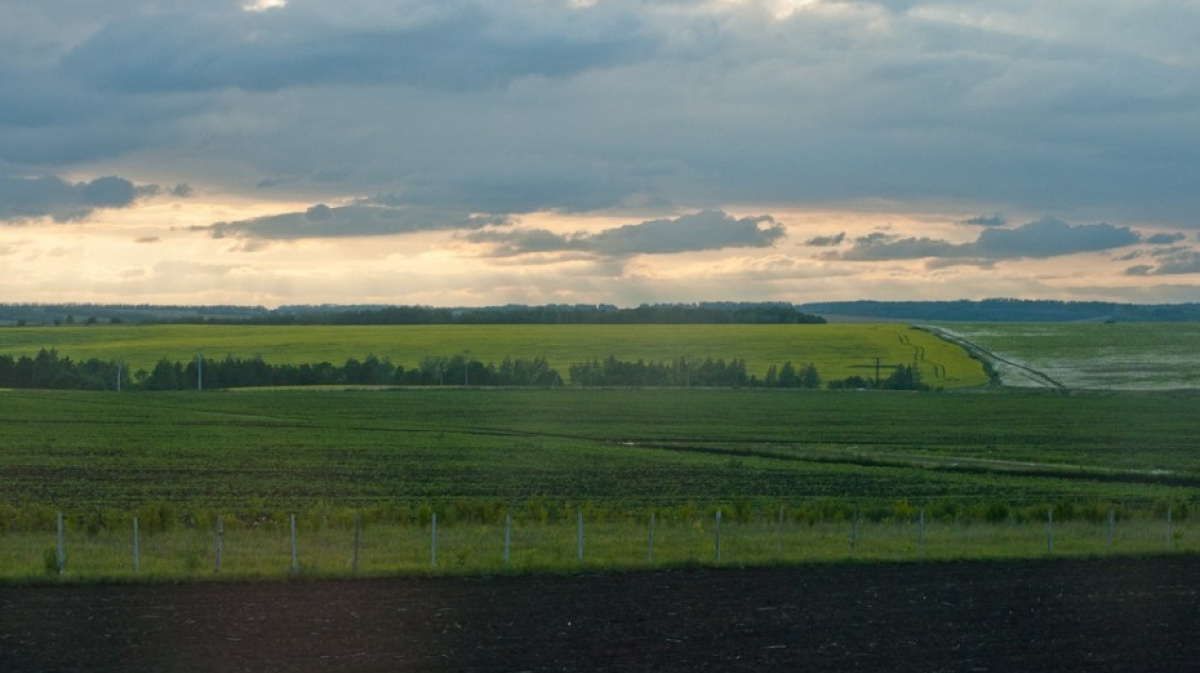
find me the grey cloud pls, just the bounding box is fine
[468,210,784,258]
[835,233,960,261]
[972,217,1141,258]
[1147,232,1186,245]
[805,232,846,247]
[1125,247,1200,276]
[833,217,1141,262]
[62,4,647,94]
[206,203,511,241]
[961,214,1007,227]
[0,174,143,222]
[2,0,1199,228]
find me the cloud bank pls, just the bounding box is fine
[0,174,147,222]
[831,217,1143,263]
[468,210,785,258]
[207,204,511,242]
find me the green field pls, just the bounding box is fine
[0,323,989,387]
[929,322,1200,390]
[3,386,1198,580]
[2,387,1196,515]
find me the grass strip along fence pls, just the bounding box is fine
[5,505,1193,583]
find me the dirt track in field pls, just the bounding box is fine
[2,556,1197,672]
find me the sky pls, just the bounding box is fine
[1,0,1198,308]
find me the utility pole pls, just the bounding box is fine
[197,352,203,391]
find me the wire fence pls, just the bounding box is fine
[2,506,1193,582]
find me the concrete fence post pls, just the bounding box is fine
[1046,509,1053,555]
[648,513,656,563]
[715,509,723,563]
[56,511,65,577]
[353,514,361,576]
[215,516,224,574]
[290,513,299,574]
[504,514,512,567]
[430,513,438,569]
[918,508,926,560]
[577,510,584,563]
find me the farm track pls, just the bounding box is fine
[917,325,1067,390]
[3,557,1197,672]
[446,423,1200,489]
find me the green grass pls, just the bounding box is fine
[4,514,1193,583]
[0,323,989,387]
[1,388,1198,516]
[3,384,1199,579]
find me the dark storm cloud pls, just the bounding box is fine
[468,210,784,258]
[832,217,1141,262]
[62,5,647,94]
[3,0,1199,228]
[205,203,511,241]
[0,174,144,222]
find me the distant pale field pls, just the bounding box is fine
[931,323,1200,390]
[0,323,989,387]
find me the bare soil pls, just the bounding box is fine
[2,556,1198,672]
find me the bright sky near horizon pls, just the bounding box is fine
[1,0,1197,307]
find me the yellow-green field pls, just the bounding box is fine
[0,323,989,387]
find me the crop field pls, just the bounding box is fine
[0,323,989,387]
[2,386,1199,581]
[928,322,1200,390]
[2,387,1197,513]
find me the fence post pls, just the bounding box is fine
[1166,507,1173,552]
[710,508,720,561]
[504,514,512,567]
[1046,509,1053,555]
[56,511,65,577]
[215,516,224,574]
[133,517,140,574]
[353,514,361,576]
[430,513,438,569]
[1107,507,1114,553]
[577,510,584,563]
[290,513,299,574]
[777,505,784,559]
[849,513,859,559]
[648,513,656,563]
[918,508,926,560]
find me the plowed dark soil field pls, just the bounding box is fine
[2,556,1197,672]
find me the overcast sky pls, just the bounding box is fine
[1,0,1197,307]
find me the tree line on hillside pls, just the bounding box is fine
[231,303,827,326]
[0,349,928,391]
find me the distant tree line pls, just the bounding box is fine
[0,349,929,391]
[198,303,827,326]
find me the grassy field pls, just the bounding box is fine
[3,516,1192,582]
[930,322,1200,390]
[0,323,989,387]
[3,385,1198,580]
[2,387,1196,515]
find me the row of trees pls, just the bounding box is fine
[0,349,926,391]
[226,303,827,326]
